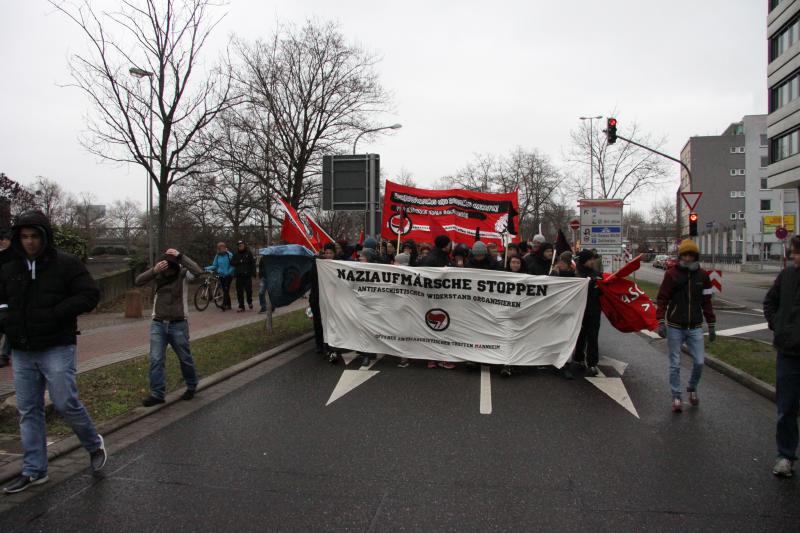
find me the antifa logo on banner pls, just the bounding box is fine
[425,308,450,331]
[282,267,303,295]
[388,213,413,236]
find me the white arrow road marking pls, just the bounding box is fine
[326,369,380,406]
[341,353,358,366]
[480,365,492,415]
[599,356,628,376]
[714,323,769,336]
[585,377,639,418]
[640,329,660,339]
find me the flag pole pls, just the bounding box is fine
[396,207,403,252]
[503,231,510,270]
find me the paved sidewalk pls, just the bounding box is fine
[0,298,309,397]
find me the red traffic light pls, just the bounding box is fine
[689,213,698,222]
[608,118,617,127]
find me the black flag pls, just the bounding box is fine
[554,229,571,257]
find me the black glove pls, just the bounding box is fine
[657,322,667,339]
[708,325,716,343]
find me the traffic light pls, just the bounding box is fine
[606,118,617,145]
[689,212,698,237]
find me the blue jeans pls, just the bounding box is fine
[258,278,268,311]
[776,353,800,461]
[667,326,705,399]
[149,320,199,400]
[12,345,101,478]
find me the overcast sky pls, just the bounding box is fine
[0,0,767,213]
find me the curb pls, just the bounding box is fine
[0,332,314,485]
[713,297,747,311]
[683,345,776,403]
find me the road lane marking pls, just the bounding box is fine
[599,356,628,376]
[480,365,492,415]
[715,323,770,336]
[585,377,640,418]
[326,369,380,406]
[717,310,764,317]
[751,308,764,313]
[640,329,660,339]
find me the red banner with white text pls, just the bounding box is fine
[380,181,521,247]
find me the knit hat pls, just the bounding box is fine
[678,239,700,257]
[533,234,546,244]
[359,248,377,262]
[576,249,594,264]
[394,252,410,266]
[323,242,336,251]
[452,243,470,258]
[559,251,573,263]
[363,237,378,250]
[434,235,451,249]
[472,241,488,255]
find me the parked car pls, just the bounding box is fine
[653,254,668,269]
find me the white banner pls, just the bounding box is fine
[317,260,589,367]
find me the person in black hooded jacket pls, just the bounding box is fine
[466,241,496,270]
[525,242,554,275]
[0,210,107,494]
[574,249,601,376]
[401,239,418,267]
[420,235,452,267]
[231,240,255,311]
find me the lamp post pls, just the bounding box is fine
[129,67,155,265]
[353,123,402,154]
[579,116,603,199]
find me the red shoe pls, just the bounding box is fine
[427,361,437,369]
[671,398,683,413]
[687,389,699,406]
[438,361,456,370]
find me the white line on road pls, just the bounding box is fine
[717,310,764,317]
[640,329,660,339]
[752,308,764,313]
[715,323,770,336]
[480,365,492,415]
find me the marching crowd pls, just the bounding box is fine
[0,207,798,494]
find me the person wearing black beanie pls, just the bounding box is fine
[574,249,602,376]
[420,234,452,267]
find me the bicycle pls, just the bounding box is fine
[194,272,224,311]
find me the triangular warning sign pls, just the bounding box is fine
[681,192,702,211]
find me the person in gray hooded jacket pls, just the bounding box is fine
[135,248,203,406]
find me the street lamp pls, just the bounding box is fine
[130,66,155,265]
[353,123,402,154]
[579,115,603,199]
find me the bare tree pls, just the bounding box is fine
[67,192,107,240]
[30,177,70,224]
[0,173,37,227]
[52,0,235,251]
[566,117,668,201]
[648,197,678,252]
[108,197,142,243]
[498,148,561,236]
[233,20,390,208]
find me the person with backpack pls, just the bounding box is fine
[231,240,255,312]
[764,235,800,477]
[656,239,716,413]
[207,242,234,310]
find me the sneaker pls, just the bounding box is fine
[438,361,456,370]
[427,361,437,369]
[237,308,245,313]
[248,303,253,310]
[671,398,683,413]
[360,355,370,367]
[3,474,49,494]
[258,308,267,314]
[773,457,794,478]
[327,352,338,364]
[586,366,599,377]
[142,395,165,407]
[500,366,512,377]
[687,388,699,406]
[397,359,410,368]
[90,435,107,472]
[181,389,196,401]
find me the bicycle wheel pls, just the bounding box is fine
[194,283,210,311]
[213,281,225,309]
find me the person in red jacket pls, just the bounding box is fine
[656,240,716,413]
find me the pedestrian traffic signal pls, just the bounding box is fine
[606,118,617,145]
[689,212,698,237]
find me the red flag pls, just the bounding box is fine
[428,215,448,239]
[357,229,364,246]
[597,257,658,332]
[277,198,317,252]
[305,214,334,248]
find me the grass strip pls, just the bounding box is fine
[705,337,776,386]
[0,309,312,436]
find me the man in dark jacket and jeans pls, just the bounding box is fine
[231,240,255,312]
[656,239,716,413]
[765,235,800,477]
[575,249,602,377]
[0,211,106,494]
[136,248,204,407]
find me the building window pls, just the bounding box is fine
[761,155,770,168]
[730,191,745,198]
[729,146,745,153]
[771,0,786,12]
[762,178,770,189]
[738,212,746,220]
[761,134,768,147]
[730,213,737,220]
[729,169,745,176]
[771,15,800,62]
[771,128,800,162]
[770,71,800,112]
[761,199,772,211]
